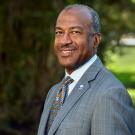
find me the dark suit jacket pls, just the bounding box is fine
[37,57,135,135]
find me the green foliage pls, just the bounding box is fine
[0,0,62,134]
[106,47,135,108]
[106,47,135,88]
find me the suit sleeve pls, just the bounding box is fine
[91,87,135,135]
[42,85,56,108]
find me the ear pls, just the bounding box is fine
[93,33,101,49]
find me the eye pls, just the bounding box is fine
[72,31,81,34]
[71,30,82,36]
[55,31,64,36]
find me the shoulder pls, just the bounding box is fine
[45,82,60,101]
[92,65,135,115]
[91,57,125,90]
[91,83,135,134]
[93,85,135,123]
[98,67,133,103]
[98,86,132,107]
[96,65,125,90]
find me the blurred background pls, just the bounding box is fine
[0,0,135,135]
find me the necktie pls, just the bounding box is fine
[46,76,74,132]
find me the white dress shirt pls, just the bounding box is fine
[65,54,97,96]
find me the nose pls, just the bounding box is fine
[62,33,72,44]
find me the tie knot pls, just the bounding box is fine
[62,76,74,87]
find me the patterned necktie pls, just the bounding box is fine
[46,76,74,132]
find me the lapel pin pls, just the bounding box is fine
[79,85,84,89]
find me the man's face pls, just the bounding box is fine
[54,8,100,74]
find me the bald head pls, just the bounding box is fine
[58,4,101,33]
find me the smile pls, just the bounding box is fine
[60,50,74,56]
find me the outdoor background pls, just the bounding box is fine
[0,0,135,135]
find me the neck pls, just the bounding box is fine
[66,54,96,74]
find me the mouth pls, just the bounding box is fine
[59,49,75,57]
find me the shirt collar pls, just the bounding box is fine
[65,54,97,82]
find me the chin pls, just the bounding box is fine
[58,57,73,66]
[59,61,78,73]
[59,60,72,67]
[60,62,73,68]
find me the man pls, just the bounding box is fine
[37,4,135,135]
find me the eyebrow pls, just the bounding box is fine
[70,26,83,30]
[55,26,83,30]
[55,27,62,30]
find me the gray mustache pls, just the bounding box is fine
[60,44,76,50]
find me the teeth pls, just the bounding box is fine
[62,50,71,53]
[61,50,73,56]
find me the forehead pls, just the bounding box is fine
[56,8,92,29]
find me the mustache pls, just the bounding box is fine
[59,44,76,50]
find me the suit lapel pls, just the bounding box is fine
[48,57,103,135]
[38,83,62,135]
[48,81,89,135]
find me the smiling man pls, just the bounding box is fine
[37,4,135,135]
[54,6,101,74]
